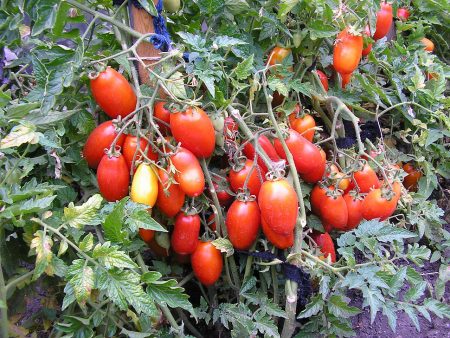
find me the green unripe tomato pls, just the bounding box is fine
[163,0,180,13]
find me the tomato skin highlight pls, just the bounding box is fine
[361,189,398,221]
[258,178,298,235]
[171,212,200,255]
[274,129,323,175]
[288,106,316,142]
[156,168,185,217]
[170,107,215,158]
[333,28,363,75]
[311,232,336,263]
[316,70,329,91]
[397,7,410,21]
[97,154,130,202]
[226,200,261,250]
[343,194,363,230]
[90,67,137,119]
[362,25,373,56]
[191,241,223,286]
[170,147,205,197]
[123,135,158,172]
[373,2,393,41]
[229,159,263,196]
[83,121,125,169]
[320,193,348,231]
[349,164,381,193]
[421,38,434,52]
[130,163,159,207]
[139,228,155,244]
[261,217,294,250]
[154,101,171,135]
[242,135,280,172]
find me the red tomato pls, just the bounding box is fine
[226,199,261,250]
[154,101,171,134]
[301,149,326,184]
[320,193,348,231]
[397,7,410,21]
[373,2,393,41]
[191,241,223,286]
[362,25,373,56]
[139,228,155,243]
[421,38,434,52]
[212,181,234,207]
[348,163,381,193]
[274,129,323,175]
[243,135,280,172]
[288,105,316,142]
[258,178,298,235]
[310,185,333,216]
[229,159,264,196]
[156,168,185,217]
[83,121,126,169]
[341,73,352,89]
[361,188,398,221]
[316,70,329,91]
[122,135,158,171]
[311,232,336,263]
[171,212,200,255]
[207,214,217,231]
[97,153,129,202]
[343,193,363,230]
[261,217,294,250]
[267,46,291,66]
[333,27,363,75]
[90,67,137,119]
[403,163,422,192]
[170,107,215,158]
[224,117,238,142]
[170,147,205,197]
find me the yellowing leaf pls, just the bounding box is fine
[63,194,102,229]
[30,230,53,280]
[0,122,40,149]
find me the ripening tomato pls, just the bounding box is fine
[226,199,261,250]
[170,147,205,197]
[267,47,291,66]
[97,153,129,202]
[361,188,398,220]
[139,228,155,243]
[191,241,223,286]
[348,163,381,193]
[311,232,336,263]
[362,25,373,56]
[156,168,185,217]
[171,212,200,255]
[154,101,171,134]
[229,159,263,196]
[274,129,323,175]
[333,28,363,75]
[243,135,280,172]
[397,7,410,21]
[170,107,215,158]
[373,2,393,41]
[123,135,158,171]
[90,67,137,119]
[301,149,326,183]
[288,105,316,142]
[83,121,126,169]
[261,217,294,249]
[258,178,298,235]
[310,185,333,216]
[320,193,348,231]
[343,193,363,230]
[403,163,422,192]
[212,181,234,207]
[316,70,329,91]
[341,73,352,89]
[421,38,434,52]
[130,163,159,207]
[224,117,238,142]
[163,0,180,13]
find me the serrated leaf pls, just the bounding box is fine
[166,71,187,99]
[382,303,397,332]
[404,281,426,302]
[240,276,257,295]
[79,233,94,252]
[404,306,421,332]
[328,295,361,318]
[62,283,76,311]
[2,195,57,218]
[388,266,407,296]
[66,259,94,306]
[135,0,158,16]
[298,295,324,319]
[319,275,331,300]
[406,243,431,265]
[212,35,246,49]
[361,285,384,323]
[234,54,254,80]
[63,194,102,229]
[0,122,40,149]
[141,271,163,284]
[104,198,128,243]
[212,238,234,257]
[424,299,450,318]
[30,230,53,280]
[58,239,68,257]
[268,77,288,96]
[93,242,137,269]
[126,209,167,233]
[376,226,416,242]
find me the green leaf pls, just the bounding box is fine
[92,242,138,269]
[234,54,254,80]
[298,295,324,319]
[424,299,450,319]
[66,259,95,306]
[387,266,407,296]
[212,35,246,49]
[79,233,94,252]
[268,77,289,96]
[404,306,421,332]
[30,0,58,36]
[126,209,167,233]
[278,0,299,18]
[197,0,224,14]
[382,303,397,332]
[319,275,331,300]
[308,20,338,40]
[0,121,40,149]
[30,230,53,280]
[361,285,384,323]
[63,194,103,229]
[328,295,361,318]
[404,281,426,302]
[376,227,416,242]
[166,71,187,99]
[212,238,234,257]
[177,32,206,49]
[141,271,163,284]
[97,269,158,316]
[1,195,57,218]
[406,243,431,265]
[136,0,158,16]
[104,197,128,243]
[24,108,80,126]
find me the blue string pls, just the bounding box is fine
[149,0,173,52]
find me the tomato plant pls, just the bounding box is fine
[171,211,201,255]
[191,241,223,286]
[97,153,130,202]
[373,2,393,41]
[229,159,263,196]
[156,168,185,217]
[226,198,261,250]
[333,27,363,75]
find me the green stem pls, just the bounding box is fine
[0,247,8,338]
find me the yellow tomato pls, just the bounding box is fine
[130,163,158,207]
